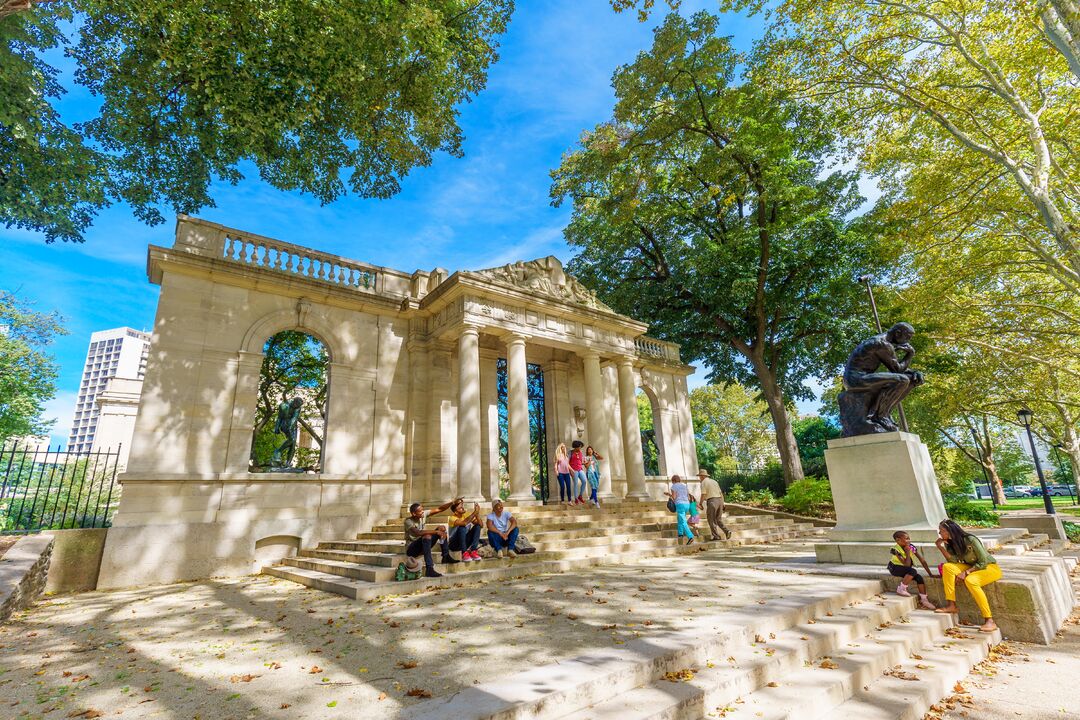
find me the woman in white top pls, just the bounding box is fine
[554,443,572,504]
[663,475,694,545]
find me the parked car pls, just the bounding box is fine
[1047,485,1074,497]
[1004,485,1035,498]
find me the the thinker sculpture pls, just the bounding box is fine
[838,322,924,437]
[271,397,304,468]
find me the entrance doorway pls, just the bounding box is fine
[496,359,549,502]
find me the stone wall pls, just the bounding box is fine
[0,535,54,625]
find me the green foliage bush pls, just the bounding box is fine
[725,484,778,507]
[942,494,999,527]
[1064,521,1080,544]
[779,477,833,516]
[716,462,786,498]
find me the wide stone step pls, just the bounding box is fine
[405,578,887,720]
[561,595,943,720]
[368,513,793,536]
[263,542,705,600]
[809,627,999,720]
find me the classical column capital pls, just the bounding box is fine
[504,332,528,347]
[459,323,481,338]
[579,348,601,362]
[616,354,638,369]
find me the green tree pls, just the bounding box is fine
[0,290,65,443]
[250,330,329,470]
[690,383,777,474]
[791,415,839,477]
[744,0,1080,295]
[551,13,889,485]
[2,1,512,241]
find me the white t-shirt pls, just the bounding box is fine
[486,510,514,533]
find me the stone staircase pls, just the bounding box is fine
[405,577,1000,720]
[262,501,825,598]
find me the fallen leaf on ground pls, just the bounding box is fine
[230,674,259,683]
[397,661,418,669]
[67,711,103,719]
[279,704,291,709]
[378,692,387,701]
[819,659,839,670]
[662,668,696,682]
[406,688,433,698]
[309,666,323,674]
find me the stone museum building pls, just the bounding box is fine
[98,216,698,588]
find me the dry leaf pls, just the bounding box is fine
[309,666,323,674]
[67,711,104,719]
[378,692,387,701]
[766,681,779,687]
[638,585,648,591]
[230,674,259,683]
[279,704,291,709]
[397,661,418,670]
[819,659,839,670]
[406,688,433,698]
[662,668,696,682]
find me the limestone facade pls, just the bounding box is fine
[98,216,697,589]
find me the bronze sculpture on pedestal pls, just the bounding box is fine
[838,322,924,437]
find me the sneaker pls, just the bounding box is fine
[442,555,461,565]
[895,584,911,597]
[919,595,936,610]
[461,551,474,562]
[686,537,694,546]
[424,568,443,578]
[471,551,482,562]
[508,549,517,558]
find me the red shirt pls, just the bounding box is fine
[569,449,584,472]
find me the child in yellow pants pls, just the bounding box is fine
[934,519,1002,633]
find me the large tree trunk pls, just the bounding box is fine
[976,417,1007,506]
[751,359,805,486]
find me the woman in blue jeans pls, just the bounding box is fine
[663,475,694,545]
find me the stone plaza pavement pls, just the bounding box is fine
[0,550,872,720]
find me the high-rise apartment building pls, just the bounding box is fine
[68,327,151,454]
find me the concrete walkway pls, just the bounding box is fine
[0,551,871,720]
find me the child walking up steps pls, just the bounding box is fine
[888,530,936,610]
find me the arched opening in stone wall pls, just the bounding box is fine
[249,330,330,472]
[636,387,662,476]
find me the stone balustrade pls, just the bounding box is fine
[635,336,681,364]
[219,231,380,292]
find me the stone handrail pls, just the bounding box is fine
[635,336,681,364]
[221,231,379,291]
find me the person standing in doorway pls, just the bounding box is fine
[664,475,694,545]
[569,441,588,505]
[584,445,604,508]
[554,443,573,505]
[697,469,731,541]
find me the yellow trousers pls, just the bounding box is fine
[942,562,1002,618]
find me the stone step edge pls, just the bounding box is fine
[403,578,885,720]
[554,594,925,720]
[820,627,1000,720]
[695,611,964,720]
[262,542,710,601]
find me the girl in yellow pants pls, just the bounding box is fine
[934,519,1002,633]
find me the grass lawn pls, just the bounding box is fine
[967,496,1080,517]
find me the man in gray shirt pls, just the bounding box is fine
[697,469,731,541]
[404,498,459,578]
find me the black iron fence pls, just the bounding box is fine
[0,444,122,534]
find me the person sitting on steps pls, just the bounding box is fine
[887,530,936,610]
[448,498,484,562]
[934,519,1002,633]
[404,499,460,578]
[486,499,520,558]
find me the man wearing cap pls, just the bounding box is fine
[697,469,731,541]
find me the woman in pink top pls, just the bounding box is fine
[569,441,588,505]
[554,443,572,504]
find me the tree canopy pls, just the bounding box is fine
[1,0,512,241]
[0,290,65,443]
[690,383,777,473]
[552,12,890,484]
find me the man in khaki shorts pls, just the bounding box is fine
[697,469,731,541]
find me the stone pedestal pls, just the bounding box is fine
[815,431,947,564]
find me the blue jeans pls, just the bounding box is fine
[556,473,573,501]
[488,527,519,552]
[448,524,480,552]
[589,485,598,503]
[675,502,692,538]
[572,470,588,498]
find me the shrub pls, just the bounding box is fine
[779,477,833,516]
[942,494,999,527]
[1064,521,1080,544]
[725,484,777,507]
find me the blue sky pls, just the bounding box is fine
[2,1,829,447]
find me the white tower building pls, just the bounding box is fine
[68,327,150,455]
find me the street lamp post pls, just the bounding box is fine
[1017,408,1055,515]
[1052,443,1076,504]
[969,427,997,510]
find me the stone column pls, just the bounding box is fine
[506,334,534,502]
[457,326,483,501]
[582,351,614,500]
[618,357,649,500]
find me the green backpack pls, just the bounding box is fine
[395,562,421,582]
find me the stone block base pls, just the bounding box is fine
[0,535,53,624]
[999,512,1068,541]
[45,528,108,594]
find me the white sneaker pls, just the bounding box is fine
[499,549,508,558]
[896,584,911,597]
[508,549,517,558]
